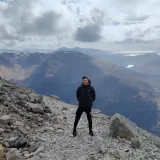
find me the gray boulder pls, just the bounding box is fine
[109,149,128,160]
[131,137,141,149]
[0,95,8,102]
[26,102,44,114]
[29,143,39,153]
[9,136,28,148]
[29,94,43,103]
[6,148,22,160]
[109,113,138,140]
[0,115,11,125]
[43,105,52,114]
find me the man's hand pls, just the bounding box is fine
[76,87,80,101]
[91,87,96,102]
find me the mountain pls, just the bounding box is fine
[56,47,113,58]
[92,51,160,90]
[102,52,160,75]
[0,54,13,67]
[64,48,160,90]
[0,77,160,160]
[13,52,50,69]
[22,50,160,134]
[0,52,50,81]
[58,48,160,75]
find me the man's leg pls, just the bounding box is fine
[73,107,84,134]
[85,107,94,136]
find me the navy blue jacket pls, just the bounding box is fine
[76,80,96,107]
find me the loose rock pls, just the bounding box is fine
[27,102,44,114]
[131,137,141,149]
[0,115,11,125]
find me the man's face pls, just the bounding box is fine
[82,78,88,85]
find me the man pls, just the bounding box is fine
[73,76,96,137]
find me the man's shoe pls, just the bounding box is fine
[89,130,94,136]
[73,130,77,137]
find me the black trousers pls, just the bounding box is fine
[73,107,92,130]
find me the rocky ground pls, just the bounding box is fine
[0,78,160,160]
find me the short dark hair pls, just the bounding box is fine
[82,76,88,80]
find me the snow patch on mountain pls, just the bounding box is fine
[115,51,157,56]
[126,65,134,68]
[124,54,140,57]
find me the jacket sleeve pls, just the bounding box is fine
[76,87,80,101]
[91,87,96,101]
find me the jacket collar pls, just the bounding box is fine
[81,83,90,87]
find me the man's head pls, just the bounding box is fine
[82,76,89,85]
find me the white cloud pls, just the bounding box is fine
[0,0,160,50]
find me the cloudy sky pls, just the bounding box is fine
[0,0,160,51]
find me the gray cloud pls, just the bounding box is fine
[3,0,34,18]
[0,0,35,40]
[74,7,104,42]
[21,11,61,36]
[0,26,19,40]
[0,0,160,50]
[0,0,63,44]
[75,24,102,42]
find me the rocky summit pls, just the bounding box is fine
[0,78,160,160]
